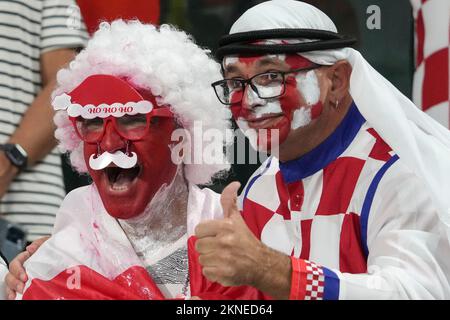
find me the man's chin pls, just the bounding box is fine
[255,125,290,154]
[103,201,145,220]
[237,118,288,152]
[97,183,147,219]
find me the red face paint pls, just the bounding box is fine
[228,54,322,151]
[285,54,324,122]
[84,109,177,220]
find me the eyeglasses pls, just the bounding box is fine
[211,64,321,105]
[71,107,174,144]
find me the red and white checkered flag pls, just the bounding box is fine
[411,0,450,129]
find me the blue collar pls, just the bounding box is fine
[279,103,365,183]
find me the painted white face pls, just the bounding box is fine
[224,53,323,151]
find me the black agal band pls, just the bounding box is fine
[216,28,357,61]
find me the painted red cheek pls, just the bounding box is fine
[230,90,242,104]
[283,55,324,120]
[311,102,323,120]
[279,81,303,121]
[230,91,255,120]
[280,77,323,121]
[256,117,291,152]
[230,105,240,119]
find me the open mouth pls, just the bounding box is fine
[104,165,141,191]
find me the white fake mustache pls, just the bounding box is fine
[89,151,138,171]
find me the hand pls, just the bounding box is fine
[4,236,49,300]
[195,182,292,299]
[26,236,50,255]
[195,182,267,287]
[0,152,19,199]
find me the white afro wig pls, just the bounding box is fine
[53,20,231,185]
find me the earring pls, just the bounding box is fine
[335,99,339,110]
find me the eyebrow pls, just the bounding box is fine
[223,63,240,75]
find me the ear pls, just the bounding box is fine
[326,60,352,105]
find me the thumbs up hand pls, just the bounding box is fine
[194,182,266,287]
[220,181,241,218]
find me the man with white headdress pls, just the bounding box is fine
[3,20,232,300]
[194,0,450,299]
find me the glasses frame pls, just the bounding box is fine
[212,64,322,105]
[70,106,174,144]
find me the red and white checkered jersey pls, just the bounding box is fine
[411,0,450,128]
[237,103,449,299]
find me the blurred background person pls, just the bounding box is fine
[0,0,87,257]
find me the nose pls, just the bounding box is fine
[99,121,127,154]
[241,84,265,111]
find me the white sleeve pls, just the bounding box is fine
[0,257,7,300]
[337,160,450,299]
[40,0,88,54]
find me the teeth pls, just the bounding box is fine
[106,165,140,191]
[111,184,129,191]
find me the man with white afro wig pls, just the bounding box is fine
[5,20,233,300]
[194,0,450,300]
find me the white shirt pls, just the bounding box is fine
[0,256,7,300]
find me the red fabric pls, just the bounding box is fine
[69,74,145,105]
[416,9,425,67]
[289,257,305,300]
[76,0,160,35]
[300,219,313,259]
[275,171,291,219]
[339,213,367,273]
[187,236,271,300]
[242,199,276,240]
[422,48,449,110]
[315,157,365,215]
[23,265,164,300]
[367,128,393,162]
[287,180,304,212]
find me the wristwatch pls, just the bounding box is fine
[0,143,28,172]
